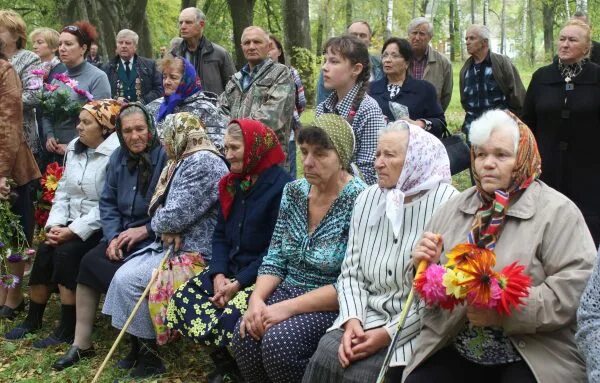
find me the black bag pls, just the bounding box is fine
[440,127,471,175]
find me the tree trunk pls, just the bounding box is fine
[282,0,311,64]
[576,0,588,12]
[449,0,455,61]
[181,0,197,9]
[457,0,464,60]
[470,0,475,24]
[542,2,555,58]
[345,0,352,29]
[226,0,256,69]
[564,0,570,18]
[385,0,393,40]
[419,0,429,16]
[315,0,332,55]
[500,0,506,54]
[527,0,536,64]
[483,0,489,26]
[412,0,417,18]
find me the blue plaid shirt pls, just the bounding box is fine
[316,83,385,185]
[240,60,267,91]
[462,53,509,134]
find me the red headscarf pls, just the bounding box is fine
[218,119,286,220]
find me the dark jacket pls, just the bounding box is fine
[102,54,163,104]
[99,144,168,252]
[369,75,446,138]
[172,37,236,95]
[591,41,600,66]
[521,61,600,246]
[203,165,292,291]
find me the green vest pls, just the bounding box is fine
[117,60,139,102]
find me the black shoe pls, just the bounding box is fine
[32,332,73,349]
[208,348,244,383]
[4,321,40,340]
[116,335,139,370]
[0,300,26,320]
[52,345,95,371]
[128,338,166,379]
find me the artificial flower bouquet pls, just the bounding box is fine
[414,243,531,315]
[34,162,64,228]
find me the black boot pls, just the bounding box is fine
[128,337,166,379]
[207,348,244,383]
[4,301,45,340]
[116,335,139,369]
[32,304,75,349]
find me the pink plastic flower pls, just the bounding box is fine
[31,69,47,76]
[414,264,447,305]
[44,83,59,92]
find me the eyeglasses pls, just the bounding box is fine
[381,53,403,60]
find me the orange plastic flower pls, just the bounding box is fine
[457,253,499,308]
[445,243,496,270]
[496,262,531,315]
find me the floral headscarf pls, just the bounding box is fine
[115,102,160,196]
[367,121,452,237]
[149,112,220,215]
[218,119,285,220]
[156,57,203,122]
[312,114,356,170]
[75,99,123,153]
[468,111,542,249]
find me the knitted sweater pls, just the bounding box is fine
[576,247,600,383]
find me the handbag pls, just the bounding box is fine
[440,126,471,175]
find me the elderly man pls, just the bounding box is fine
[572,11,600,65]
[102,29,162,104]
[407,17,453,111]
[86,42,102,67]
[459,24,525,138]
[316,20,384,105]
[218,26,295,160]
[172,7,236,94]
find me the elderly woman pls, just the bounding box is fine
[43,21,110,159]
[369,37,446,137]
[403,110,596,383]
[145,56,228,150]
[576,247,600,382]
[51,103,167,370]
[167,119,292,382]
[522,19,600,247]
[231,114,367,383]
[302,122,458,382]
[102,112,228,379]
[4,99,121,347]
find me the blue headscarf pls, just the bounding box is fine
[156,57,203,122]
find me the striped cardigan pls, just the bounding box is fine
[330,182,458,367]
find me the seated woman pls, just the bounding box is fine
[145,56,229,150]
[404,110,596,383]
[167,119,292,382]
[576,247,600,382]
[231,114,367,383]
[102,112,228,379]
[368,37,446,137]
[302,121,458,382]
[51,103,167,370]
[4,99,121,347]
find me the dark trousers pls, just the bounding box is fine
[405,346,536,383]
[12,181,36,243]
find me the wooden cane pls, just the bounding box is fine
[375,260,428,383]
[91,245,173,383]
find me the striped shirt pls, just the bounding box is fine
[330,182,459,366]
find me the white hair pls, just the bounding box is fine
[116,29,139,46]
[407,17,433,37]
[470,110,519,153]
[380,120,410,136]
[467,24,491,42]
[182,7,206,23]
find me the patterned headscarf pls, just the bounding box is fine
[468,111,542,249]
[149,113,220,215]
[218,119,285,220]
[156,57,203,122]
[367,121,452,237]
[82,99,123,135]
[313,114,356,170]
[115,102,160,197]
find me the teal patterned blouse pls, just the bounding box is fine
[258,177,366,290]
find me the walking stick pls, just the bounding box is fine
[375,261,427,383]
[91,245,174,383]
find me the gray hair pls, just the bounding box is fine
[407,17,433,37]
[225,123,244,141]
[467,24,491,42]
[116,29,139,46]
[119,105,146,121]
[182,7,206,23]
[380,120,410,136]
[470,110,519,153]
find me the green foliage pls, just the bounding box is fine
[291,46,319,108]
[146,0,182,58]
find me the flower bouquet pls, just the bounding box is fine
[35,162,64,229]
[414,243,531,315]
[31,70,94,124]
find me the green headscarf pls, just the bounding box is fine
[313,113,356,170]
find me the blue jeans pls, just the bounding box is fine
[288,140,297,179]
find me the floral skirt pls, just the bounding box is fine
[166,268,254,347]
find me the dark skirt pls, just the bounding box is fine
[77,241,125,293]
[167,268,254,347]
[28,231,103,290]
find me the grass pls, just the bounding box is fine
[0,63,536,382]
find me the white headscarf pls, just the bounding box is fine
[367,122,452,237]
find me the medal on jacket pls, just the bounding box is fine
[565,77,574,91]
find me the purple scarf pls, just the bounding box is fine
[156,57,203,122]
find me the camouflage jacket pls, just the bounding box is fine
[218,59,295,156]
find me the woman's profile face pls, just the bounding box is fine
[321,47,362,92]
[76,110,104,148]
[473,127,517,194]
[32,35,55,61]
[374,130,409,189]
[163,63,184,97]
[300,142,342,187]
[224,129,245,174]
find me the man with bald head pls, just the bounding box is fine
[218,26,295,165]
[172,7,236,94]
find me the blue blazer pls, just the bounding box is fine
[99,145,167,253]
[369,76,446,138]
[203,165,292,292]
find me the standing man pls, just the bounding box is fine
[86,42,102,67]
[459,24,525,138]
[219,26,295,162]
[102,29,163,104]
[407,17,453,111]
[316,20,384,105]
[173,7,236,95]
[572,11,600,65]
